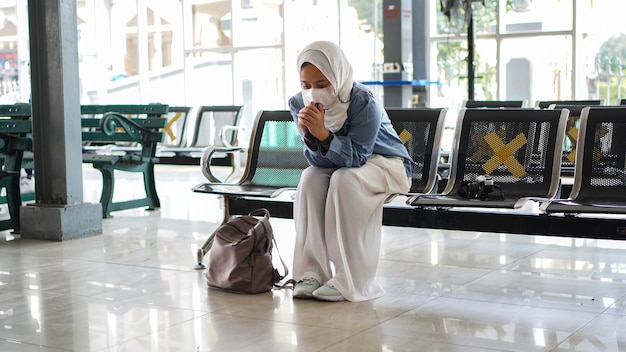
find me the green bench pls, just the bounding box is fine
[0,103,33,232]
[81,104,168,218]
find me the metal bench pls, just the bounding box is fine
[543,102,605,187]
[193,110,305,222]
[409,107,568,210]
[535,99,604,109]
[158,105,245,165]
[192,108,448,268]
[0,103,33,232]
[542,106,626,214]
[464,100,527,108]
[81,104,168,218]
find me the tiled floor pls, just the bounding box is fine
[2,165,626,351]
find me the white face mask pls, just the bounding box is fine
[302,87,339,110]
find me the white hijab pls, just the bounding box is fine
[297,41,353,132]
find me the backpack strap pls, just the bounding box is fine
[273,235,295,290]
[276,278,296,290]
[248,208,270,218]
[250,209,292,289]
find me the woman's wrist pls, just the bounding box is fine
[320,131,333,146]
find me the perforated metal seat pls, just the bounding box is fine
[193,110,306,210]
[464,100,526,108]
[542,106,626,214]
[535,99,604,109]
[156,105,245,165]
[409,108,568,209]
[385,108,446,196]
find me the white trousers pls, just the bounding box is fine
[292,154,410,302]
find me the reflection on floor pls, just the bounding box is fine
[1,165,626,351]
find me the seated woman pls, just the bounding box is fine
[288,41,413,302]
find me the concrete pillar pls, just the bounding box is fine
[382,0,412,108]
[20,0,101,241]
[412,0,428,107]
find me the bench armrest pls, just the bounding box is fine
[101,112,157,143]
[0,133,31,152]
[201,145,247,183]
[218,125,245,147]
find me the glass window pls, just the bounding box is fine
[184,50,234,106]
[283,0,382,96]
[430,39,467,112]
[191,1,232,48]
[501,0,572,34]
[94,1,141,103]
[472,39,498,100]
[0,0,25,103]
[284,0,340,97]
[430,39,496,107]
[435,0,496,36]
[115,3,139,76]
[231,1,283,47]
[577,0,626,105]
[429,0,579,153]
[430,0,579,111]
[76,0,185,104]
[501,35,573,103]
[233,47,285,142]
[340,0,383,82]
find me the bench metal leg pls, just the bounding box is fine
[143,164,160,210]
[0,175,22,232]
[95,166,114,218]
[195,233,214,270]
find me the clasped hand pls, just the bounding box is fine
[298,102,331,142]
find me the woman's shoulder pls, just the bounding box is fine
[349,82,378,106]
[351,82,374,98]
[288,92,303,107]
[349,82,383,110]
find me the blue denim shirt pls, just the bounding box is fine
[288,82,414,177]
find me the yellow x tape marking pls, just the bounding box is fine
[163,112,182,142]
[482,132,527,178]
[592,124,609,161]
[566,125,578,162]
[398,129,412,144]
[470,129,505,162]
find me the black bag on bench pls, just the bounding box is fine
[457,175,506,201]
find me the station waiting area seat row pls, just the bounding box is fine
[540,107,626,215]
[97,105,246,166]
[191,107,447,266]
[2,101,625,240]
[0,103,33,233]
[463,99,609,109]
[80,103,247,216]
[408,107,567,210]
[0,103,246,225]
[192,104,626,267]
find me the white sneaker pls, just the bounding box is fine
[312,283,345,302]
[293,278,320,299]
